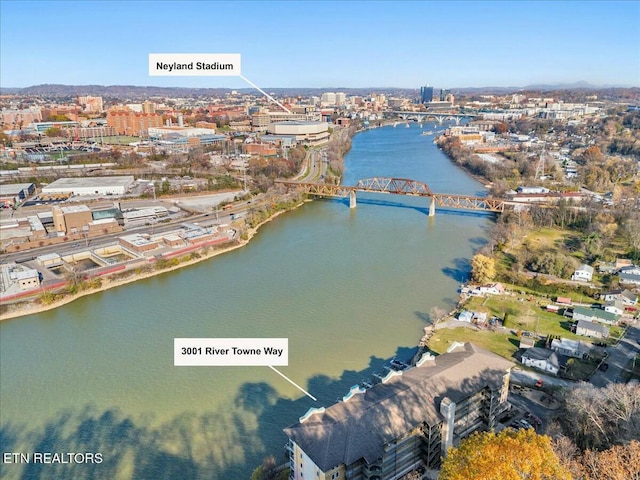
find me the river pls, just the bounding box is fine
[0,122,490,479]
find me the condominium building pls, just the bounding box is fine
[1,107,42,127]
[284,343,513,480]
[107,107,163,136]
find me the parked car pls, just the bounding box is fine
[599,362,609,372]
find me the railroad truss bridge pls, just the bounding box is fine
[279,177,506,216]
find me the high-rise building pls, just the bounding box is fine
[420,85,434,104]
[440,89,450,102]
[107,107,163,136]
[77,96,104,113]
[335,92,347,105]
[284,343,513,479]
[142,101,157,114]
[321,92,337,105]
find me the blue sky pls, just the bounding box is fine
[1,0,639,89]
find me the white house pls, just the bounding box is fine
[478,283,506,295]
[576,320,609,339]
[600,289,638,306]
[619,268,640,286]
[571,264,594,282]
[521,348,562,375]
[550,338,590,359]
[603,300,625,316]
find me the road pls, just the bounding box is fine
[590,323,640,387]
[510,368,575,389]
[292,147,327,183]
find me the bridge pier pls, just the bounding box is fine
[349,191,357,209]
[429,197,436,217]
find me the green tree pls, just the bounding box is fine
[440,429,571,480]
[45,127,64,137]
[470,254,495,284]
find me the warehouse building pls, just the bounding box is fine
[42,176,135,196]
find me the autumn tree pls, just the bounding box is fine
[251,455,288,480]
[440,429,571,480]
[579,440,640,480]
[470,254,495,284]
[580,145,604,164]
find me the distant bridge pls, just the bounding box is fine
[388,111,477,125]
[280,177,506,215]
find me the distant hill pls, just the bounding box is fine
[1,83,637,99]
[0,84,418,99]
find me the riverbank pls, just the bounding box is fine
[0,202,306,321]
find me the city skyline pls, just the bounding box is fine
[1,0,639,90]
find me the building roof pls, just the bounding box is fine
[43,176,134,189]
[550,337,589,354]
[0,183,34,196]
[14,268,39,280]
[575,264,594,274]
[576,320,609,335]
[272,120,325,126]
[60,205,91,214]
[604,300,625,310]
[619,272,640,283]
[283,343,513,472]
[522,347,555,362]
[573,306,620,322]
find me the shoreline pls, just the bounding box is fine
[0,204,303,322]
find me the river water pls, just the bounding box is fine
[0,123,490,479]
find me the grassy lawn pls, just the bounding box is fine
[99,135,140,145]
[428,327,520,360]
[463,295,586,340]
[563,357,600,381]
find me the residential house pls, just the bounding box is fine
[600,289,638,306]
[478,283,506,295]
[576,320,609,339]
[556,296,573,306]
[572,306,620,325]
[550,338,590,359]
[521,347,562,375]
[603,300,625,316]
[284,343,513,478]
[619,266,640,286]
[598,258,632,273]
[571,264,594,282]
